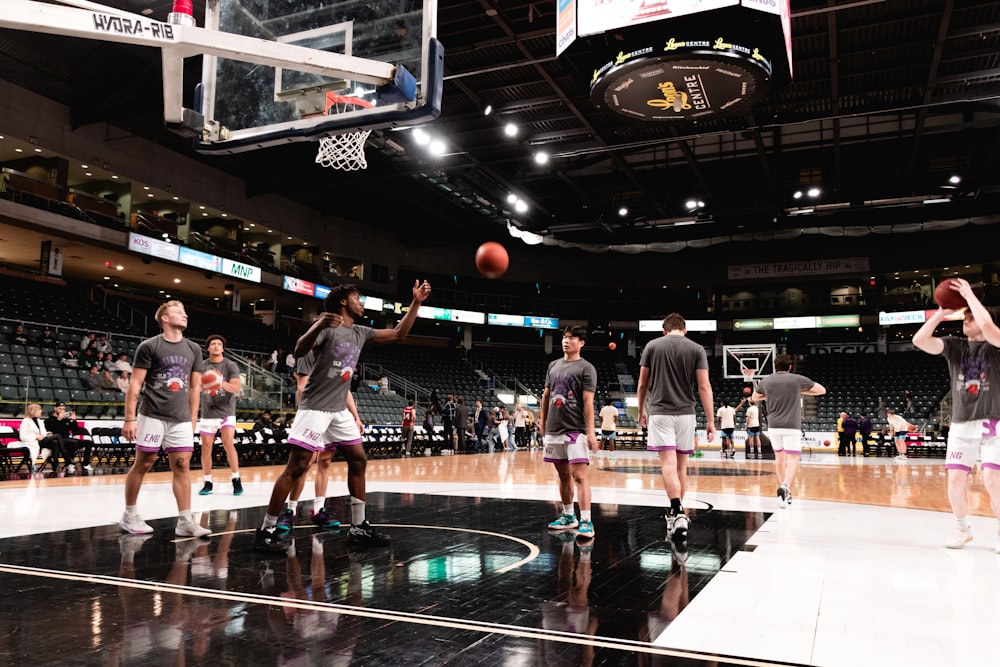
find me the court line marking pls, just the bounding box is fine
[174,523,539,573]
[0,562,792,666]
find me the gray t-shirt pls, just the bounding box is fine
[200,357,240,418]
[544,357,597,435]
[299,325,375,412]
[639,334,708,416]
[941,337,1000,422]
[295,351,315,376]
[133,334,204,422]
[756,372,816,430]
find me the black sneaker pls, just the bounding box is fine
[199,481,213,496]
[253,526,288,553]
[347,521,390,547]
[311,508,342,530]
[232,478,243,496]
[275,508,296,533]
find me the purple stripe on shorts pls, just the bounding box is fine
[568,457,590,465]
[136,444,161,453]
[982,462,1000,471]
[287,437,323,452]
[946,462,973,472]
[647,445,676,452]
[328,438,363,448]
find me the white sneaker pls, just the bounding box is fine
[83,465,93,471]
[119,512,154,534]
[777,485,791,508]
[66,464,76,474]
[894,454,907,462]
[175,517,212,538]
[945,525,973,549]
[668,513,689,543]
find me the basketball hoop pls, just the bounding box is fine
[315,92,375,171]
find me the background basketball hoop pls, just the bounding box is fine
[315,92,375,171]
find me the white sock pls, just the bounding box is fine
[287,500,298,513]
[351,497,366,525]
[179,509,193,522]
[562,504,574,516]
[231,472,240,480]
[580,510,592,521]
[957,516,970,530]
[204,474,212,482]
[262,514,278,529]
[313,496,326,513]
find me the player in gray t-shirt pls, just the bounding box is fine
[637,313,716,552]
[255,280,431,553]
[752,354,825,508]
[119,300,211,539]
[196,335,243,497]
[913,277,1000,550]
[541,326,598,540]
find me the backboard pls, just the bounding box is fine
[191,0,442,154]
[723,344,776,380]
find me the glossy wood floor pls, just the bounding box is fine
[2,446,999,666]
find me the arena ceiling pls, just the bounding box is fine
[1,0,1000,261]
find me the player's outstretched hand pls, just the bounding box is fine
[412,279,432,304]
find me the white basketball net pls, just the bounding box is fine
[316,129,372,171]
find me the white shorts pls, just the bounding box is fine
[135,415,194,453]
[198,415,236,436]
[946,418,1000,472]
[543,432,591,465]
[287,408,362,451]
[646,414,695,455]
[768,428,804,454]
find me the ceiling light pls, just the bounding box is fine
[793,191,802,199]
[412,127,430,146]
[504,123,518,137]
[807,187,821,197]
[173,278,181,283]
[143,186,150,190]
[116,265,124,270]
[111,175,119,179]
[221,213,228,217]
[202,213,208,216]
[81,164,88,169]
[618,207,628,217]
[34,148,42,153]
[429,139,446,155]
[248,223,255,227]
[507,193,517,204]
[199,205,205,209]
[14,148,22,153]
[514,199,528,213]
[922,197,950,204]
[534,151,549,165]
[147,193,154,197]
[172,196,179,200]
[287,236,293,240]
[483,103,493,116]
[85,172,92,177]
[949,175,961,185]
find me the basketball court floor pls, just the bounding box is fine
[1,449,998,666]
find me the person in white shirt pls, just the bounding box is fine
[17,403,55,473]
[744,400,762,459]
[599,399,618,454]
[716,400,740,459]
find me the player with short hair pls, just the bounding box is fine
[752,354,826,508]
[119,300,211,538]
[598,398,618,456]
[197,334,243,496]
[541,326,599,540]
[912,277,1000,550]
[744,399,762,459]
[637,313,716,551]
[885,408,912,461]
[254,280,431,552]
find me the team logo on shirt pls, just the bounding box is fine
[550,375,578,409]
[328,340,362,383]
[958,355,989,396]
[151,355,192,392]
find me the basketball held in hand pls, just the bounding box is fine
[934,279,967,310]
[202,369,223,396]
[475,242,509,279]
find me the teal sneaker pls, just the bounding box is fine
[576,520,595,540]
[547,513,578,531]
[275,509,296,533]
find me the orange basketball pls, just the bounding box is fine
[743,387,752,395]
[823,440,831,446]
[608,342,617,350]
[907,423,918,432]
[201,369,223,395]
[475,242,509,278]
[934,279,967,310]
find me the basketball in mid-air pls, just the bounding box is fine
[823,440,831,446]
[475,242,509,279]
[608,342,617,350]
[201,369,223,395]
[743,387,752,395]
[934,279,967,310]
